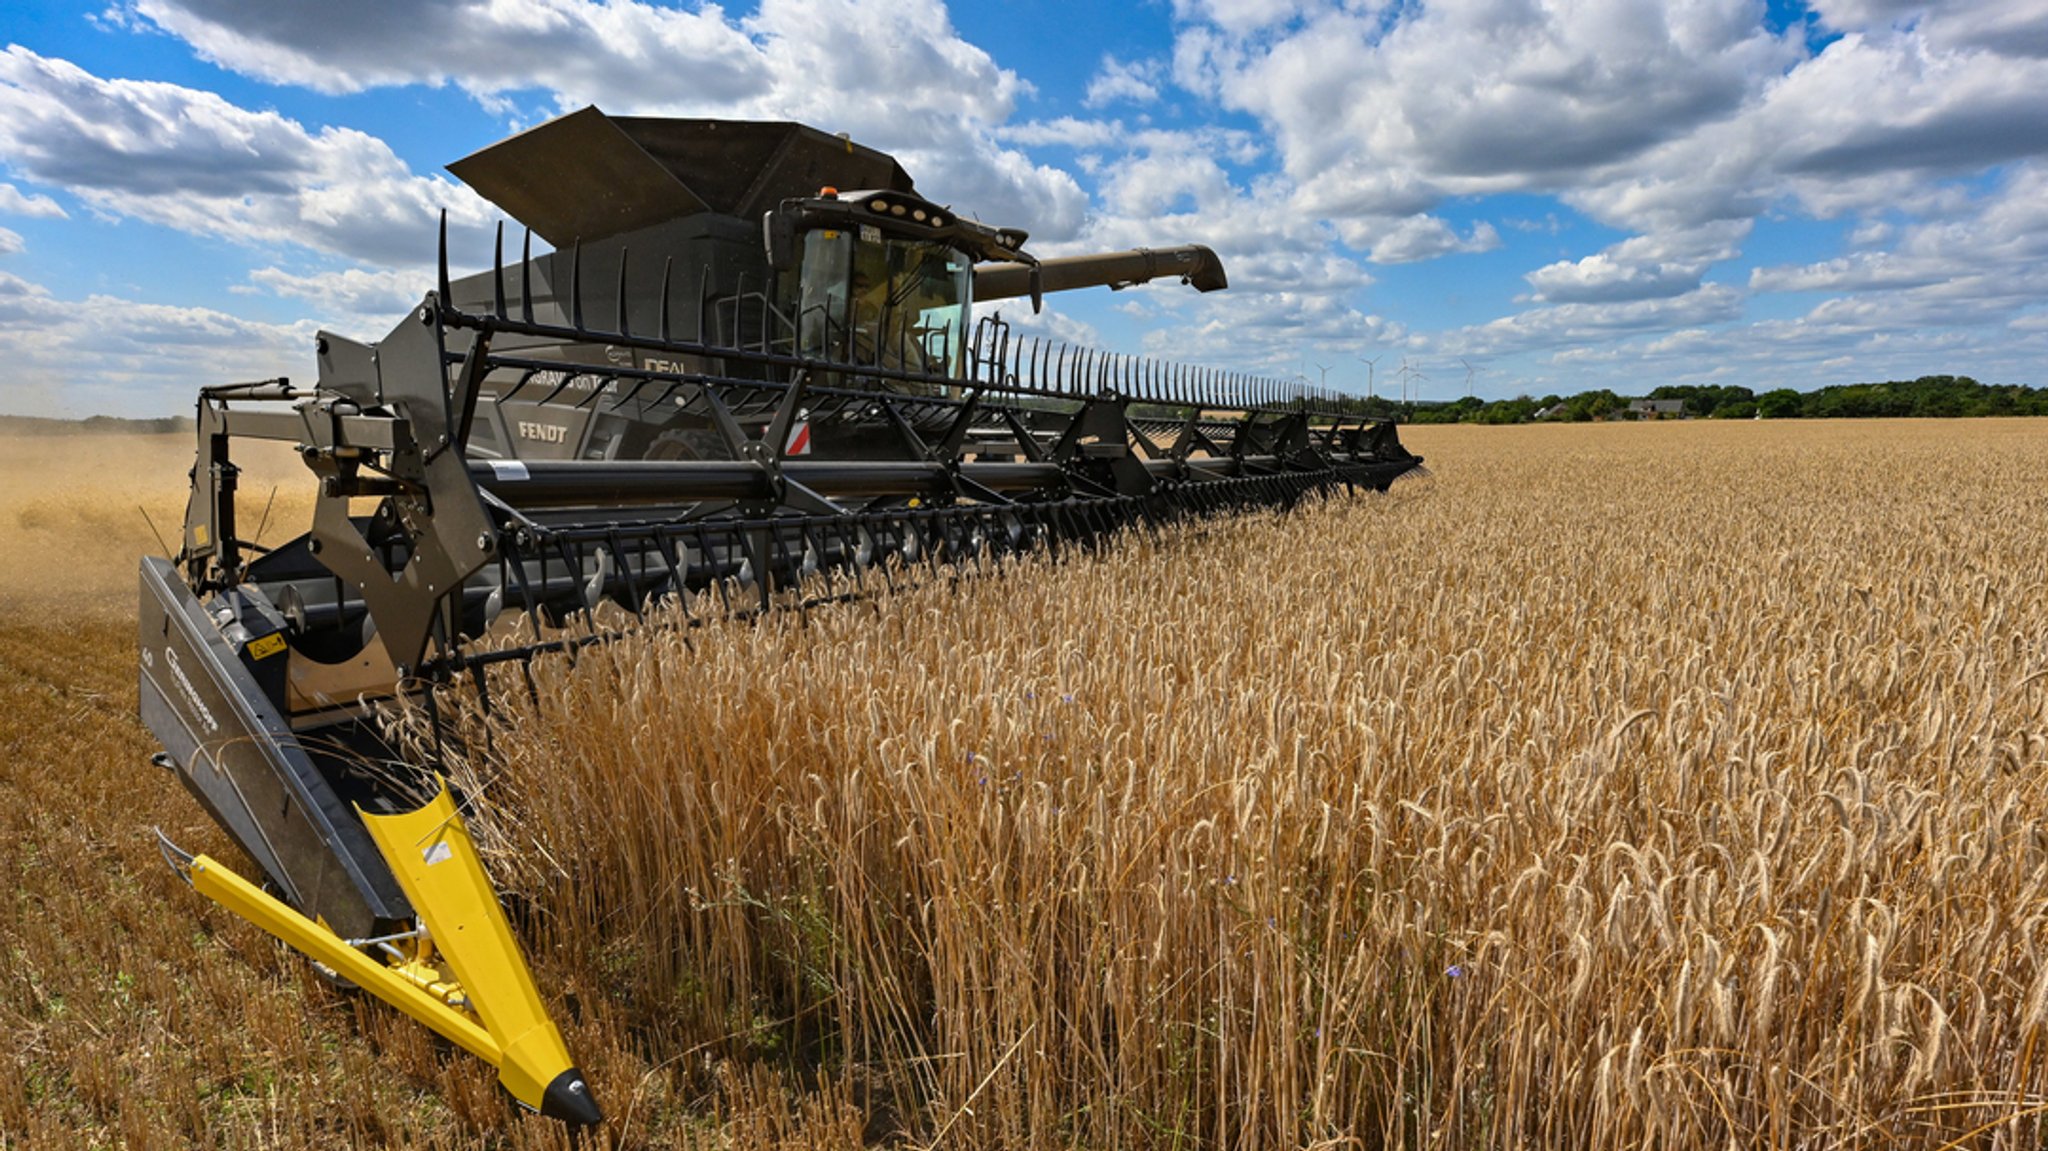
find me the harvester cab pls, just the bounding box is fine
[767,187,1017,378]
[138,105,1420,1127]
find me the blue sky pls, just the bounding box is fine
[0,0,2044,416]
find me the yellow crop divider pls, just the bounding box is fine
[188,782,599,1125]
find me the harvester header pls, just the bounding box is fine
[138,106,1422,1126]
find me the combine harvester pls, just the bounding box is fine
[137,108,1422,1125]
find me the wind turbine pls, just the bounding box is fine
[1356,353,1381,400]
[1397,358,1426,408]
[1460,357,1477,399]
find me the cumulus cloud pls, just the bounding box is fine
[1812,1,2048,57]
[131,0,769,103]
[1526,221,1751,303]
[996,117,1127,150]
[1084,56,1163,108]
[13,0,2045,404]
[0,181,65,218]
[1749,254,1946,295]
[0,269,316,416]
[1055,126,1400,370]
[1179,0,1797,206]
[1750,164,2048,333]
[1340,215,1500,265]
[1447,284,1747,358]
[1526,254,1702,304]
[120,0,1090,241]
[1152,0,2048,388]
[1768,33,2048,182]
[0,46,493,265]
[241,266,427,334]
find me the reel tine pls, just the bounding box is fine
[493,220,506,320]
[697,265,712,347]
[570,238,584,332]
[520,228,534,323]
[437,209,451,307]
[616,246,631,337]
[659,257,673,343]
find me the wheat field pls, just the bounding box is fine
[5,420,2048,1148]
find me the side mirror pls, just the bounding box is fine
[764,211,799,271]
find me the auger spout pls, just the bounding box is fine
[974,245,1227,302]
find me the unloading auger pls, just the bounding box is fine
[138,108,1422,1125]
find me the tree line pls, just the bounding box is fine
[1363,376,2044,424]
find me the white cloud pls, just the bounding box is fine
[0,181,66,218]
[1168,0,1306,37]
[1748,253,1948,294]
[0,46,494,265]
[1807,0,1924,32]
[994,304,1103,351]
[1923,4,2048,58]
[0,226,20,254]
[1524,221,1750,303]
[1447,284,1747,357]
[14,0,2043,405]
[123,0,1091,241]
[1182,0,1797,208]
[1161,0,2048,380]
[1084,56,1163,108]
[131,0,770,102]
[1812,1,2048,57]
[1766,32,2048,183]
[242,265,426,333]
[1526,254,1701,304]
[1749,164,2048,336]
[0,268,316,417]
[1341,215,1500,265]
[997,117,1127,150]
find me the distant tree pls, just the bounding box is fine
[1563,389,1623,421]
[1756,389,1803,419]
[1477,395,1538,424]
[1375,373,2038,426]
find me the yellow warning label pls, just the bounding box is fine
[246,633,286,660]
[192,523,210,547]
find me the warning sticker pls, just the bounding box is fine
[488,460,530,482]
[246,633,286,660]
[422,841,454,866]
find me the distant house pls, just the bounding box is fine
[1624,399,1688,420]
